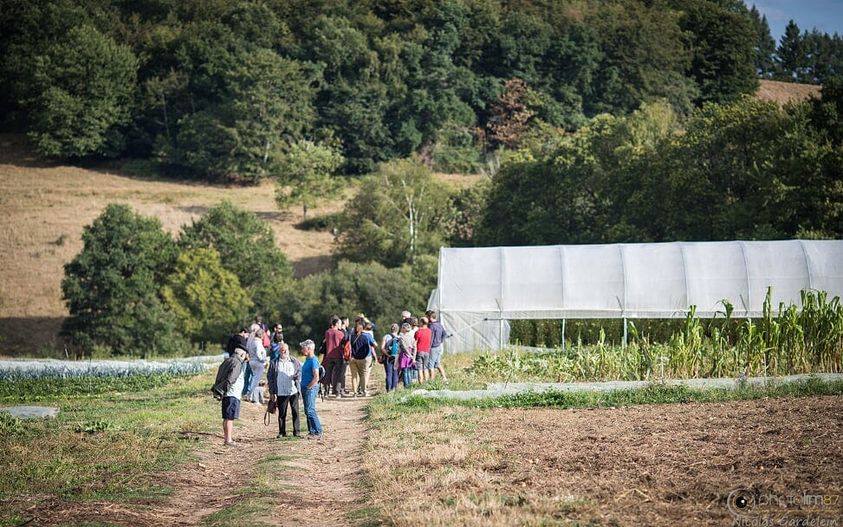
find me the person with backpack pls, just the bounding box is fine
[380,323,400,392]
[397,322,417,388]
[339,316,352,394]
[212,348,249,447]
[267,342,301,438]
[321,316,346,397]
[246,328,268,404]
[349,319,376,396]
[299,339,323,439]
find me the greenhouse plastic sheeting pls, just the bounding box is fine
[427,240,843,353]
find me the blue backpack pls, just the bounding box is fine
[388,335,400,357]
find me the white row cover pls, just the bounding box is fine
[428,240,843,353]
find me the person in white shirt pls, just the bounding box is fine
[267,342,302,438]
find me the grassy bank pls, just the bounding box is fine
[389,376,843,412]
[0,371,218,526]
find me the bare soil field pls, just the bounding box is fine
[365,395,843,526]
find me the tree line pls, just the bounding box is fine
[33,0,840,355]
[749,7,843,84]
[3,0,819,183]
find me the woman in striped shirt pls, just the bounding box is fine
[267,342,302,438]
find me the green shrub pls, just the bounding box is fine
[276,260,430,343]
[179,201,292,316]
[61,204,182,357]
[274,140,345,220]
[335,159,452,267]
[162,248,252,346]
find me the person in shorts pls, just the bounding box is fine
[222,348,249,447]
[427,310,448,383]
[414,316,433,382]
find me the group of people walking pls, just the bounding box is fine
[212,310,447,446]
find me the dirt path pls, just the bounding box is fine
[25,393,372,527]
[151,395,371,526]
[270,398,370,526]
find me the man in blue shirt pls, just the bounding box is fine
[299,339,323,439]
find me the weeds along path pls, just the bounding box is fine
[148,396,371,527]
[23,374,376,526]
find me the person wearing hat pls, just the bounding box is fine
[299,339,323,439]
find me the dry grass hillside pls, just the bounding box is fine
[0,134,344,356]
[756,79,821,104]
[0,134,478,356]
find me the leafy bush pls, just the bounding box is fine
[335,158,452,267]
[162,248,252,346]
[296,211,343,232]
[61,204,182,357]
[274,139,345,219]
[429,121,483,173]
[179,201,292,316]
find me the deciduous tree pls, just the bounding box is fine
[61,204,180,356]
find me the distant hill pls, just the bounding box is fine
[756,79,822,105]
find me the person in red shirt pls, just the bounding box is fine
[322,316,346,397]
[414,316,433,383]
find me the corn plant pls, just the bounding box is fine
[472,288,842,382]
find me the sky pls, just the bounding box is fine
[748,0,843,41]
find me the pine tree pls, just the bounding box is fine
[749,6,776,77]
[777,20,805,81]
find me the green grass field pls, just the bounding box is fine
[0,372,218,526]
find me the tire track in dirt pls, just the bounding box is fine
[269,398,370,526]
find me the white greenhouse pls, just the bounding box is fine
[426,240,843,354]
